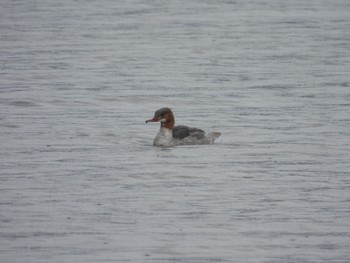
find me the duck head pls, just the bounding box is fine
[146,107,175,129]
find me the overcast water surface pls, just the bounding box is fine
[1,0,350,262]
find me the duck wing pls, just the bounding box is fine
[173,125,205,140]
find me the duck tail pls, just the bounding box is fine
[207,131,221,143]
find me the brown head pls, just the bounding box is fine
[145,107,175,129]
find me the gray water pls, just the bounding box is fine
[1,0,350,262]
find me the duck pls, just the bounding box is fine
[146,107,221,146]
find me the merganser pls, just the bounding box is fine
[146,107,221,147]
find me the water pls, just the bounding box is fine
[1,0,350,262]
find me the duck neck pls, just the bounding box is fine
[161,115,175,130]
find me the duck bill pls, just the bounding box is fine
[145,118,158,123]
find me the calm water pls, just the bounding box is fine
[1,0,350,262]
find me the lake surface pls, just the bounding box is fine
[1,0,350,262]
